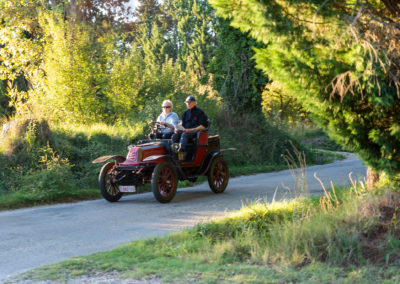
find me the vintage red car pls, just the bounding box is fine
[93,122,233,203]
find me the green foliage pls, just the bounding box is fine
[215,110,315,166]
[0,120,66,192]
[32,12,113,123]
[297,127,343,152]
[0,80,10,117]
[209,18,267,114]
[261,81,306,125]
[0,119,138,194]
[164,0,215,79]
[1,0,270,124]
[49,123,135,188]
[1,7,214,124]
[210,0,400,177]
[0,0,44,82]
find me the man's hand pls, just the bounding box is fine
[160,121,166,126]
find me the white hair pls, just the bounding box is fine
[162,99,173,108]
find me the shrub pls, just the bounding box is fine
[214,110,314,166]
[0,119,143,195]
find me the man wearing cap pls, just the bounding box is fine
[173,96,208,154]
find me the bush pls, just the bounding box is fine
[214,110,315,166]
[19,165,77,194]
[0,119,140,195]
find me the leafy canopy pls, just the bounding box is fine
[210,0,400,177]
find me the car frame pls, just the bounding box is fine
[93,122,234,203]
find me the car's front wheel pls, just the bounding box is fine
[152,162,178,203]
[99,162,123,202]
[208,155,229,193]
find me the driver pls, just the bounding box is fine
[153,100,179,139]
[173,96,208,152]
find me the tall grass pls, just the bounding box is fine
[193,185,400,267]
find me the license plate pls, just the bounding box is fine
[119,185,136,193]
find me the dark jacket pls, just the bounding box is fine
[182,106,208,129]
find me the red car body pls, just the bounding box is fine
[93,127,233,203]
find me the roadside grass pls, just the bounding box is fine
[0,188,100,210]
[16,186,400,283]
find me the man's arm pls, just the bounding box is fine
[198,109,208,129]
[184,125,205,133]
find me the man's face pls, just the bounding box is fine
[162,103,172,113]
[185,101,195,109]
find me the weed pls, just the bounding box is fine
[282,140,308,197]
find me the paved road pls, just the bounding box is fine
[0,155,366,281]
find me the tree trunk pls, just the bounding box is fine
[366,167,380,191]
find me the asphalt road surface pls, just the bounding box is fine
[0,154,366,281]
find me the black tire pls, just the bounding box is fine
[208,155,229,193]
[152,162,178,203]
[99,162,123,202]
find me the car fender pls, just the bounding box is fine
[92,155,126,164]
[201,148,236,175]
[143,155,182,168]
[143,155,168,162]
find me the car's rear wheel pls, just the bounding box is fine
[99,162,123,202]
[208,155,229,193]
[152,162,178,203]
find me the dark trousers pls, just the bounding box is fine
[158,132,173,139]
[172,132,196,151]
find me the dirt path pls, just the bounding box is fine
[0,154,366,282]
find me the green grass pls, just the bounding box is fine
[0,188,100,211]
[14,186,400,283]
[18,257,400,283]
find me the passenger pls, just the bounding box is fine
[153,99,179,139]
[172,96,208,152]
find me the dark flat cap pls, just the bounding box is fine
[185,95,196,102]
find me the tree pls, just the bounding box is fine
[133,0,172,33]
[209,18,267,114]
[210,0,400,180]
[163,0,215,80]
[29,11,114,123]
[261,81,305,125]
[0,0,133,120]
[66,0,132,25]
[130,0,268,114]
